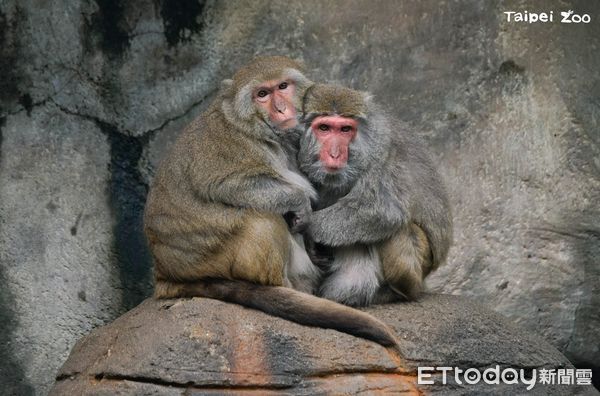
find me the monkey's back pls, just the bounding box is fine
[386,122,453,269]
[144,104,289,284]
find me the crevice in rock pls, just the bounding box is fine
[18,93,33,116]
[304,368,417,379]
[143,88,216,135]
[0,63,81,119]
[77,369,422,391]
[57,63,104,91]
[0,96,50,118]
[532,226,600,241]
[55,373,79,382]
[90,373,295,390]
[105,123,153,310]
[48,84,212,137]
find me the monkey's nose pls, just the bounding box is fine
[274,99,286,114]
[329,147,341,159]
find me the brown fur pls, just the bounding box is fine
[378,223,433,301]
[145,107,291,286]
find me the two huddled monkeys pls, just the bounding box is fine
[144,56,399,349]
[144,56,452,350]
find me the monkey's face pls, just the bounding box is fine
[299,114,365,189]
[311,115,357,172]
[225,59,312,136]
[253,78,298,130]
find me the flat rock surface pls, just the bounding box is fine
[51,294,597,395]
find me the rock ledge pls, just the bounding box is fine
[51,294,596,395]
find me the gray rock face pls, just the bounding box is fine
[50,295,598,395]
[0,1,598,394]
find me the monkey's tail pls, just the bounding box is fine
[170,279,400,351]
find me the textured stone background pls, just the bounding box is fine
[0,0,598,394]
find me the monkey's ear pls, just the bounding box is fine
[220,79,233,93]
[234,82,256,120]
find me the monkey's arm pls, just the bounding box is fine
[193,166,315,215]
[308,178,408,246]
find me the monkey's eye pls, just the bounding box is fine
[278,82,289,90]
[318,124,330,131]
[256,89,269,98]
[341,126,353,132]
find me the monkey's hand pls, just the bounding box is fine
[285,206,311,233]
[302,237,334,268]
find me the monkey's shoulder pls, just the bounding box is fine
[170,109,280,178]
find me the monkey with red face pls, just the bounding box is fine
[144,58,400,349]
[294,84,452,306]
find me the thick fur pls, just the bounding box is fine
[155,279,398,348]
[144,58,399,349]
[295,84,452,305]
[318,244,382,306]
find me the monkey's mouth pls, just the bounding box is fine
[323,165,344,173]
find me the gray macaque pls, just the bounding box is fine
[294,83,452,306]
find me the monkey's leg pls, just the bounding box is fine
[318,245,383,307]
[285,233,321,294]
[224,211,293,286]
[376,223,432,302]
[153,211,291,298]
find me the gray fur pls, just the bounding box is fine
[300,103,452,267]
[286,233,322,294]
[318,245,382,306]
[293,88,453,305]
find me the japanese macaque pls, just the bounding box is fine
[144,57,399,349]
[295,84,452,306]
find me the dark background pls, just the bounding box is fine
[0,0,598,394]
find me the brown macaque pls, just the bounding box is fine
[143,57,399,350]
[294,84,452,306]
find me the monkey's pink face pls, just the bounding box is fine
[311,115,358,172]
[254,79,297,130]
